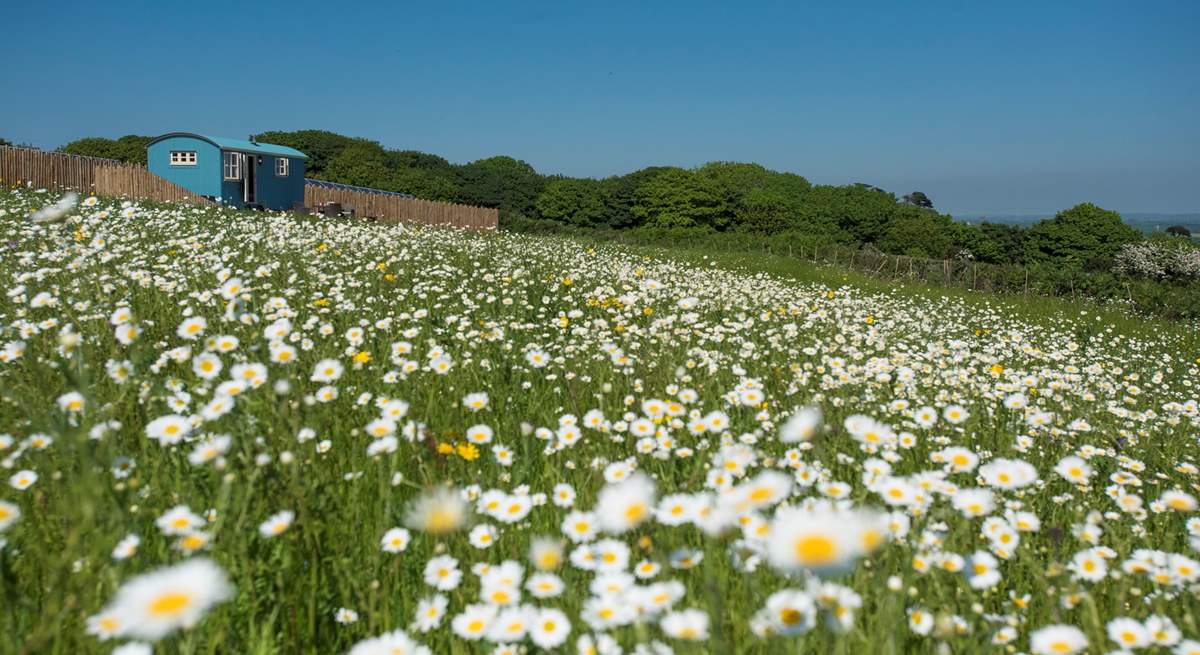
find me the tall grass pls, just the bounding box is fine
[1,188,1197,654]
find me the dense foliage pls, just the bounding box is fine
[59,135,153,166]
[50,131,1198,282]
[1023,204,1142,270]
[2,188,1200,655]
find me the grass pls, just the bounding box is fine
[536,231,1198,343]
[0,187,1198,654]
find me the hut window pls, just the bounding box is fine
[275,157,289,177]
[169,151,197,166]
[223,152,241,180]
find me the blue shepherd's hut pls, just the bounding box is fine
[147,133,306,210]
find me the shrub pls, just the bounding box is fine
[1024,203,1141,268]
[1113,239,1200,281]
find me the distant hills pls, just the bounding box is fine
[954,212,1200,235]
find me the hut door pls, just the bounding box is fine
[243,154,257,205]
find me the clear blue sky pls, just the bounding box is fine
[2,1,1197,214]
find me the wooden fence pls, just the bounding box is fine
[0,145,115,193]
[94,165,211,205]
[1,145,495,228]
[0,145,210,205]
[304,183,498,230]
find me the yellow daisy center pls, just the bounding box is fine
[149,591,192,617]
[793,535,838,567]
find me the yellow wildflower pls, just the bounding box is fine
[456,443,480,461]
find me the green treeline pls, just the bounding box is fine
[60,135,153,166]
[50,131,1196,279]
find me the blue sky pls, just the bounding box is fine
[2,1,1197,214]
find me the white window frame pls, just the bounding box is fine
[169,151,197,166]
[275,157,289,177]
[223,152,242,181]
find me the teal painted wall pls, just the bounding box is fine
[148,136,305,210]
[247,155,306,210]
[147,137,222,198]
[220,176,243,208]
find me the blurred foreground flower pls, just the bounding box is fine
[767,506,884,575]
[780,406,821,443]
[28,191,77,224]
[348,629,431,655]
[406,487,470,535]
[89,558,233,641]
[596,472,656,534]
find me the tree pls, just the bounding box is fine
[1166,225,1192,238]
[901,191,934,209]
[385,150,459,200]
[964,221,1027,264]
[697,162,812,231]
[759,171,813,204]
[455,156,545,214]
[877,206,956,258]
[697,161,774,191]
[114,135,152,165]
[1114,236,1200,281]
[390,168,459,201]
[796,184,897,245]
[59,135,152,164]
[0,137,10,147]
[601,167,673,229]
[535,178,609,227]
[696,162,773,228]
[734,189,794,235]
[60,137,118,159]
[256,130,360,178]
[387,150,454,172]
[1024,203,1141,269]
[631,168,726,229]
[323,142,394,189]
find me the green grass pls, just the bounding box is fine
[533,230,1198,343]
[1,188,1198,655]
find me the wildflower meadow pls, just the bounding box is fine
[1,187,1198,655]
